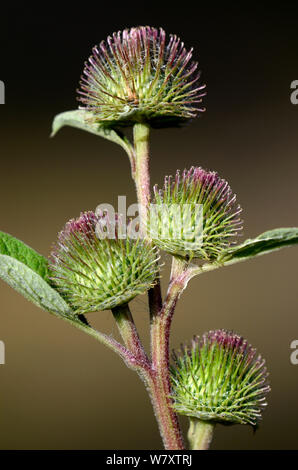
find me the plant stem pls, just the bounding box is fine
[187,418,214,450]
[133,122,151,236]
[112,299,185,449]
[112,304,149,366]
[141,367,184,450]
[132,124,205,449]
[132,123,186,449]
[149,257,191,449]
[63,316,139,370]
[149,318,184,449]
[112,303,183,449]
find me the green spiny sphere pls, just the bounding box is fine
[49,211,160,314]
[77,26,206,127]
[171,330,270,426]
[148,167,243,260]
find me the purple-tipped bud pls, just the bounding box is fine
[77,26,206,127]
[148,166,243,260]
[49,211,160,314]
[171,329,270,426]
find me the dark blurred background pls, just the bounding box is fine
[0,3,297,449]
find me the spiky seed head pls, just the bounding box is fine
[171,330,270,426]
[147,167,242,260]
[49,211,160,314]
[77,26,206,127]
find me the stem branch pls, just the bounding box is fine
[112,304,150,367]
[149,257,192,449]
[63,316,139,370]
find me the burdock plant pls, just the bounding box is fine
[0,26,297,450]
[171,330,270,449]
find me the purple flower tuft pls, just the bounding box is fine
[77,26,206,126]
[49,211,160,314]
[171,329,270,426]
[149,166,243,260]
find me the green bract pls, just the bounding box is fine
[148,167,242,260]
[77,26,206,127]
[171,330,270,426]
[49,211,160,314]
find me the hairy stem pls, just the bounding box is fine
[113,303,184,449]
[150,257,191,449]
[132,123,185,449]
[187,418,214,450]
[112,304,149,366]
[132,122,163,319]
[150,313,184,449]
[63,316,139,370]
[133,122,151,236]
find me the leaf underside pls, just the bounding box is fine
[0,232,74,317]
[0,255,74,317]
[51,110,135,165]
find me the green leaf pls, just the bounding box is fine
[0,231,74,317]
[220,227,298,264]
[0,231,48,280]
[188,227,298,280]
[0,254,74,318]
[51,110,135,170]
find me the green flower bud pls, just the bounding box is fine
[148,167,243,260]
[77,26,206,127]
[171,330,270,426]
[49,211,160,314]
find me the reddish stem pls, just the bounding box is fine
[149,259,191,449]
[132,123,187,449]
[112,304,150,367]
